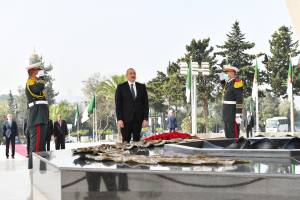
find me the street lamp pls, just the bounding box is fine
[180,60,210,136]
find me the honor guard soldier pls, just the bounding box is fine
[25,61,49,169]
[221,65,243,139]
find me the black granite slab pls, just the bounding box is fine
[164,138,300,158]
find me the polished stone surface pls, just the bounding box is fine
[164,138,300,158]
[32,148,300,200]
[33,149,300,176]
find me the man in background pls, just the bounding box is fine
[53,115,68,150]
[167,110,177,133]
[3,114,18,159]
[115,68,149,143]
[245,111,254,138]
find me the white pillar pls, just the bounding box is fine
[291,96,295,134]
[256,98,259,134]
[192,75,197,135]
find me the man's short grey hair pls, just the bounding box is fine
[126,68,136,75]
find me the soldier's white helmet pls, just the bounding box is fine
[223,65,239,73]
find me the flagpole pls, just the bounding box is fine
[291,95,295,134]
[92,106,95,142]
[256,58,259,135]
[77,118,80,142]
[95,95,98,141]
[256,96,259,134]
[289,56,295,134]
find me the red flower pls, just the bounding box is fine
[144,131,191,141]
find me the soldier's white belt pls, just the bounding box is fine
[223,101,236,104]
[28,101,48,108]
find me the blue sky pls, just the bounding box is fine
[0,0,295,102]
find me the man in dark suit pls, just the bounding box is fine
[46,119,53,151]
[53,115,68,150]
[245,111,254,138]
[115,68,149,143]
[2,114,18,159]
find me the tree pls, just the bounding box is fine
[165,62,186,110]
[216,21,256,96]
[0,101,8,140]
[15,86,28,134]
[184,38,219,133]
[98,74,126,133]
[98,75,126,101]
[147,71,168,113]
[7,90,16,115]
[259,92,280,130]
[44,63,59,105]
[147,63,186,131]
[264,26,300,96]
[29,53,58,105]
[50,100,75,123]
[82,73,126,134]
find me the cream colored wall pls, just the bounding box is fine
[285,0,300,40]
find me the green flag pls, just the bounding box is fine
[81,95,96,123]
[185,62,192,103]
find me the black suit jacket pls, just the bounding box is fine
[47,119,53,138]
[115,81,149,123]
[53,120,68,138]
[3,120,18,138]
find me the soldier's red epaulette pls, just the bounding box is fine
[234,79,243,88]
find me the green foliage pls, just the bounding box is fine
[181,116,191,133]
[147,62,185,116]
[216,21,256,97]
[98,129,113,135]
[30,55,58,105]
[264,26,300,96]
[278,100,290,118]
[98,75,126,101]
[184,38,219,132]
[147,71,168,113]
[259,92,280,129]
[71,129,89,136]
[50,101,75,123]
[0,101,8,137]
[44,63,59,105]
[82,73,126,134]
[7,90,16,115]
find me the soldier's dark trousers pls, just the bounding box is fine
[5,136,15,158]
[28,124,47,169]
[26,133,30,156]
[224,120,240,139]
[46,136,51,151]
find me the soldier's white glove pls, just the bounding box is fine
[235,114,242,124]
[36,70,45,79]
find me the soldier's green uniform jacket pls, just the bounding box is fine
[222,78,243,122]
[25,78,49,127]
